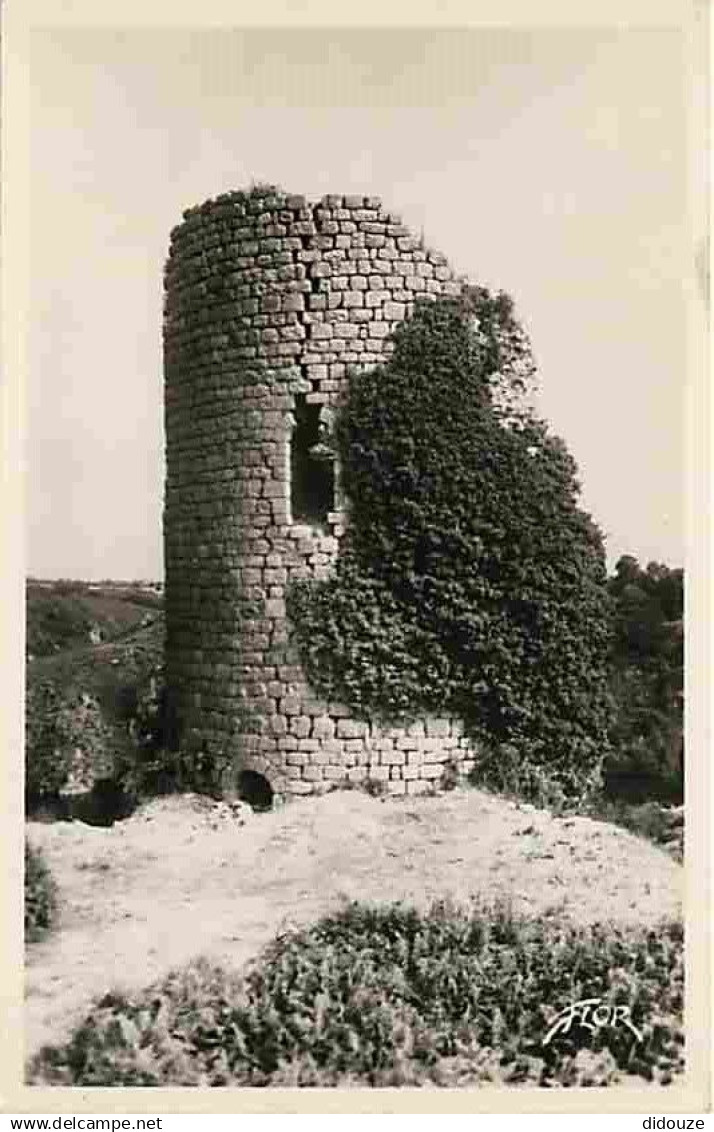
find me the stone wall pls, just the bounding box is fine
[163,186,480,802]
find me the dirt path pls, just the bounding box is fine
[25,788,683,1062]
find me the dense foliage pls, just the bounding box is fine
[29,900,684,1088]
[605,558,684,803]
[288,289,613,802]
[25,840,58,942]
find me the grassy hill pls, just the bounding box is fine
[26,579,163,660]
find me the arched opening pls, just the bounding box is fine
[238,769,274,812]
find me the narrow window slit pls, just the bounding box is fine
[290,394,334,527]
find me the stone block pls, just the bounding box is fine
[365,290,389,307]
[344,738,369,754]
[303,766,325,781]
[396,737,416,751]
[309,322,333,340]
[384,748,408,765]
[404,720,425,739]
[383,302,406,320]
[336,719,368,738]
[283,293,305,312]
[426,719,451,737]
[421,763,444,779]
[285,780,314,795]
[406,780,429,796]
[311,715,335,740]
[298,738,322,752]
[373,737,395,753]
[285,751,308,766]
[290,716,311,739]
[323,765,347,781]
[368,766,389,782]
[387,779,406,795]
[320,739,343,755]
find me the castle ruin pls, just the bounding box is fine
[163,186,482,805]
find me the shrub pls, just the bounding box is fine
[287,289,613,802]
[25,840,58,942]
[25,684,115,805]
[25,619,172,808]
[29,901,684,1088]
[605,558,684,805]
[25,680,72,801]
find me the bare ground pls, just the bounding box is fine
[25,787,683,1063]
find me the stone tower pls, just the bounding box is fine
[163,186,480,804]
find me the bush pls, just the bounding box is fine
[25,840,58,942]
[25,684,116,804]
[605,558,683,805]
[29,901,684,1088]
[25,680,72,801]
[25,620,172,808]
[287,289,613,803]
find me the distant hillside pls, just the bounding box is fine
[26,580,163,660]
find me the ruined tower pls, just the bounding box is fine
[163,186,481,804]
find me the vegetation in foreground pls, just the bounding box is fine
[28,900,683,1089]
[25,840,58,943]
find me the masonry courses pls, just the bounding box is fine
[163,185,481,804]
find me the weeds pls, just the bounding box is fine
[25,841,58,943]
[29,900,683,1088]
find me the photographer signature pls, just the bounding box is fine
[543,997,644,1046]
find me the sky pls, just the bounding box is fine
[24,24,689,580]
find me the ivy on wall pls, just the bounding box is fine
[287,287,613,802]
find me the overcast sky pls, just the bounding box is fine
[25,25,687,580]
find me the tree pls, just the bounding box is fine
[606,556,684,802]
[287,287,614,802]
